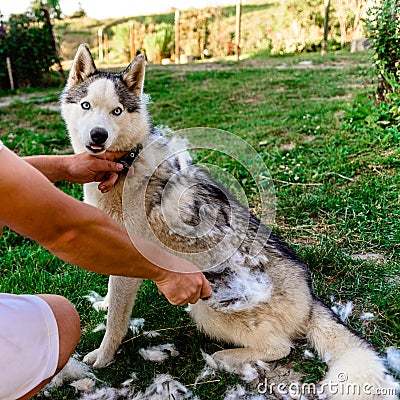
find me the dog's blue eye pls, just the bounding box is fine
[81,102,91,110]
[112,107,122,116]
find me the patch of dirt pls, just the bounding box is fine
[0,92,59,110]
[349,253,386,263]
[0,93,39,108]
[37,102,60,112]
[279,142,296,151]
[147,57,366,73]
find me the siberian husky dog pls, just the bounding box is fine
[61,44,398,399]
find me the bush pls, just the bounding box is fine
[143,23,173,63]
[109,23,131,63]
[344,94,400,135]
[366,0,400,103]
[0,10,61,89]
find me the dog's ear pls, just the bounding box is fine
[66,44,97,88]
[121,54,146,97]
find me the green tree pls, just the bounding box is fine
[0,10,62,88]
[31,0,62,19]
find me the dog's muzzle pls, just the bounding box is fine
[87,127,108,153]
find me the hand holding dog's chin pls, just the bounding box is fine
[64,152,124,185]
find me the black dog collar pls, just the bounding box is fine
[117,143,143,175]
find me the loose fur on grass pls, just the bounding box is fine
[138,343,180,363]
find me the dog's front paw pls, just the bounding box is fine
[83,348,114,369]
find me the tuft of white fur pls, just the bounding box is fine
[46,354,97,389]
[129,318,145,334]
[76,372,197,400]
[304,349,315,359]
[83,290,105,304]
[195,351,218,384]
[92,323,106,333]
[139,343,179,362]
[83,291,108,312]
[79,386,133,400]
[131,374,198,400]
[255,360,270,371]
[223,384,266,400]
[224,384,247,399]
[330,300,353,323]
[141,93,152,105]
[386,347,400,374]
[70,378,96,392]
[121,372,138,387]
[143,330,161,338]
[360,312,375,320]
[197,352,260,384]
[202,351,218,369]
[195,366,216,385]
[238,363,259,383]
[207,265,273,312]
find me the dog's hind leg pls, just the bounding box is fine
[84,275,143,368]
[212,345,291,370]
[190,301,298,369]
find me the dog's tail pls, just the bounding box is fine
[306,300,399,399]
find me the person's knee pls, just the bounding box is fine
[36,294,81,369]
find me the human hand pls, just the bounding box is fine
[155,269,211,306]
[130,237,212,306]
[65,151,127,193]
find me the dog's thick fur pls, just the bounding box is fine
[61,45,398,399]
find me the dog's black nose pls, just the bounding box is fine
[90,127,108,145]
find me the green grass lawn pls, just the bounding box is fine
[0,51,398,399]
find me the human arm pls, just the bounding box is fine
[0,146,211,305]
[24,151,126,193]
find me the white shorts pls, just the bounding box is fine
[0,294,59,400]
